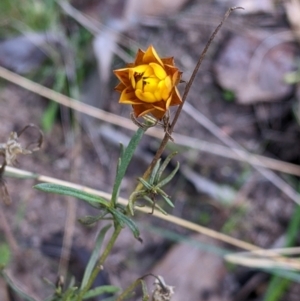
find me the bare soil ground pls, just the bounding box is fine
[1,1,300,301]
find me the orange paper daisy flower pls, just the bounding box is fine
[114,45,182,120]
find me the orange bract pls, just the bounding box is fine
[114,45,182,120]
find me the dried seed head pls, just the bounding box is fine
[0,124,43,204]
[152,276,174,301]
[3,132,32,166]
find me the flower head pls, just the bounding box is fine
[114,45,182,120]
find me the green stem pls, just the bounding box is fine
[77,225,122,301]
[116,279,146,301]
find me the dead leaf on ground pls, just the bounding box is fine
[214,31,297,104]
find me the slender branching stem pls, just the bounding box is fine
[116,278,146,301]
[77,8,241,300]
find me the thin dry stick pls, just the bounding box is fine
[183,103,300,205]
[130,7,244,196]
[1,65,300,176]
[173,133,300,177]
[58,62,82,278]
[7,166,300,270]
[5,166,257,251]
[7,166,300,271]
[225,253,300,270]
[172,7,244,128]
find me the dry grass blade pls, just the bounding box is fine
[225,247,300,271]
[6,165,258,251]
[8,166,300,272]
[183,102,300,206]
[0,66,300,176]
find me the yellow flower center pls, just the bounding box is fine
[129,63,172,103]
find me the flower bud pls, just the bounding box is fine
[114,45,182,120]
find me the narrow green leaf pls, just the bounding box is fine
[83,285,119,299]
[68,276,76,289]
[156,187,168,197]
[1,270,37,301]
[157,162,180,188]
[63,287,77,301]
[41,69,66,132]
[111,127,145,205]
[149,159,161,185]
[128,198,135,216]
[116,203,126,212]
[41,101,59,132]
[80,225,111,289]
[138,177,152,190]
[140,279,150,301]
[155,152,178,184]
[110,209,141,241]
[161,195,174,208]
[34,183,109,209]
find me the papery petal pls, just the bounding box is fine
[164,76,172,90]
[131,65,149,75]
[161,87,171,101]
[136,79,143,91]
[144,77,160,93]
[153,101,167,111]
[161,57,175,65]
[151,108,167,120]
[143,66,154,77]
[154,90,162,101]
[119,88,143,104]
[157,80,171,101]
[115,82,126,92]
[135,90,157,103]
[149,63,167,80]
[114,45,182,121]
[143,46,164,66]
[166,95,172,109]
[129,69,136,88]
[133,103,166,120]
[164,64,179,77]
[114,68,131,86]
[132,104,155,117]
[134,49,145,65]
[172,70,182,85]
[170,87,182,106]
